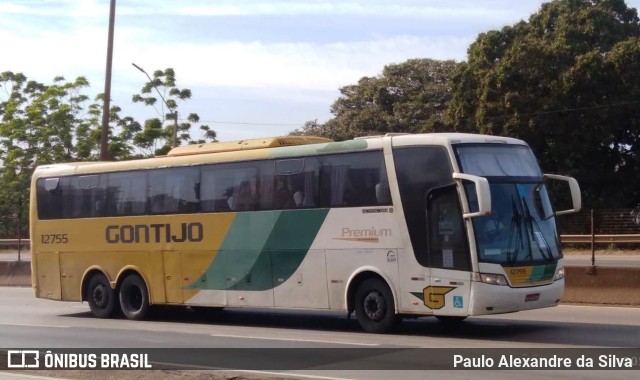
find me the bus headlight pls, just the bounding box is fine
[479,273,509,286]
[554,266,565,281]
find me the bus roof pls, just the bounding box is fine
[32,133,527,178]
[166,136,333,157]
[357,133,527,147]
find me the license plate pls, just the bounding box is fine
[525,293,540,302]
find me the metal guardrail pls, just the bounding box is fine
[0,239,30,247]
[560,234,640,244]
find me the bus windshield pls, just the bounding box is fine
[455,144,562,265]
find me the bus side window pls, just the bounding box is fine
[107,172,147,216]
[297,157,320,208]
[201,163,257,212]
[375,164,392,205]
[200,166,219,212]
[319,151,388,208]
[234,180,256,210]
[273,159,303,210]
[148,167,199,214]
[36,177,66,220]
[393,145,454,268]
[70,175,105,218]
[273,176,295,209]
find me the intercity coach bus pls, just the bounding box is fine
[30,133,580,333]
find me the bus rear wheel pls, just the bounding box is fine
[119,274,150,320]
[87,273,116,319]
[354,278,396,333]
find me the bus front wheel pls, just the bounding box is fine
[119,274,150,320]
[354,278,396,333]
[87,273,116,319]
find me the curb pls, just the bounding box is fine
[0,261,31,287]
[563,266,640,306]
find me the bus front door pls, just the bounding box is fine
[425,185,472,317]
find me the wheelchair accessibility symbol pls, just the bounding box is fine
[453,296,464,309]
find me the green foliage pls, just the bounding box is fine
[0,72,91,237]
[293,59,460,140]
[131,68,215,156]
[0,68,215,237]
[445,0,640,208]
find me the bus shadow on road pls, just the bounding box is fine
[64,306,634,347]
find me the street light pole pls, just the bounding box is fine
[131,63,178,148]
[100,0,116,161]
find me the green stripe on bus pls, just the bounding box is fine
[530,263,556,282]
[270,139,368,158]
[188,209,329,291]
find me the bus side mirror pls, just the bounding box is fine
[543,174,581,215]
[453,172,491,218]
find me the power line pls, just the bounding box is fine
[198,120,304,126]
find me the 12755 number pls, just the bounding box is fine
[40,234,69,244]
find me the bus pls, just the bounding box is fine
[30,133,581,333]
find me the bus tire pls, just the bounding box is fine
[119,274,149,321]
[87,273,117,319]
[354,278,396,333]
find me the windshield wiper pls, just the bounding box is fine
[506,196,524,264]
[522,198,555,262]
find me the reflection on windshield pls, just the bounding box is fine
[471,183,561,265]
[457,145,542,177]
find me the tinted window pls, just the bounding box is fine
[271,157,320,209]
[35,150,392,219]
[36,177,69,220]
[201,162,258,212]
[106,172,147,216]
[319,151,391,208]
[68,175,106,218]
[149,167,200,214]
[393,146,455,266]
[456,144,542,177]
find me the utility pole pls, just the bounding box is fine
[132,63,179,148]
[100,0,116,160]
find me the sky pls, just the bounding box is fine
[2,0,640,142]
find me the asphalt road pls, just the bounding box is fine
[1,287,640,379]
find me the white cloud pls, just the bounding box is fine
[1,0,544,21]
[6,0,640,142]
[0,0,107,17]
[2,1,472,94]
[146,35,470,92]
[118,0,539,21]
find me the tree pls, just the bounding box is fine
[132,68,216,156]
[445,0,640,208]
[0,72,91,237]
[294,59,460,140]
[0,68,215,236]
